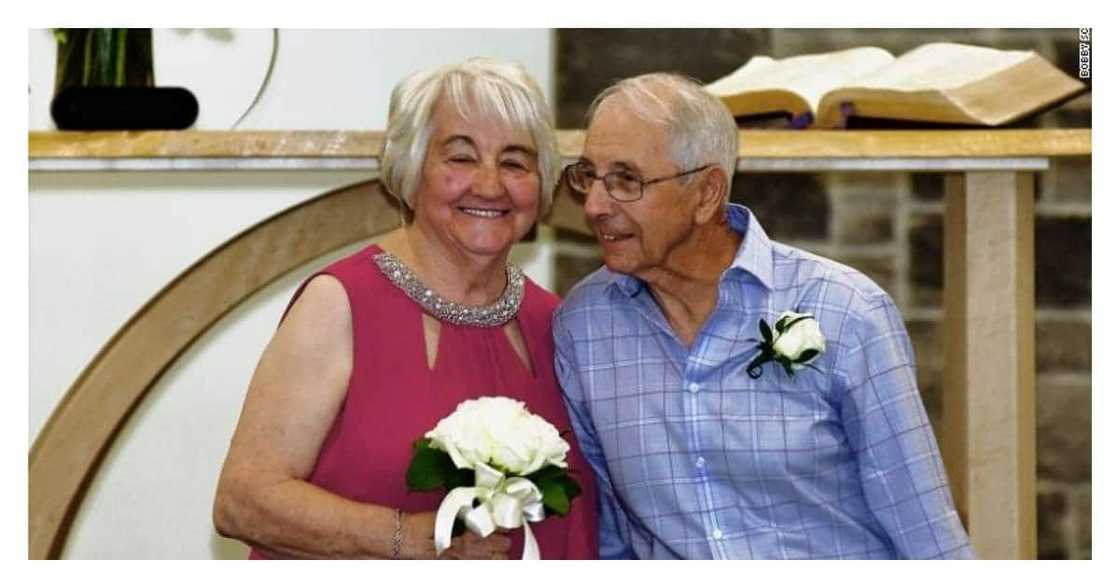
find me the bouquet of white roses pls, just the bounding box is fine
[405,396,581,560]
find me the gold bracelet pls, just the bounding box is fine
[391,509,403,559]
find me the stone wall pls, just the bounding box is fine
[552,28,1091,559]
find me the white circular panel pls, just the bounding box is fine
[153,28,275,130]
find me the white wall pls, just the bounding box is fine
[30,28,557,559]
[30,29,554,130]
[61,239,373,560]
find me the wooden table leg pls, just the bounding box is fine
[942,171,1037,559]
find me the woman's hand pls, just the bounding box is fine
[400,511,512,560]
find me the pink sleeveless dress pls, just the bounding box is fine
[249,244,598,559]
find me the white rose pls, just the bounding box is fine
[488,412,535,474]
[495,412,569,474]
[425,396,570,475]
[426,404,494,470]
[771,311,826,367]
[489,404,569,475]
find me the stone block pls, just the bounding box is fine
[1036,217,1091,308]
[732,173,830,241]
[905,319,942,439]
[1036,488,1070,559]
[770,28,999,59]
[835,253,897,302]
[910,173,943,202]
[1043,156,1091,204]
[830,173,898,244]
[990,28,1067,53]
[1054,36,1092,89]
[1036,318,1091,372]
[1037,380,1092,483]
[908,214,943,308]
[555,29,772,127]
[1077,486,1092,555]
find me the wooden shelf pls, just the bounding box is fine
[30,129,1091,160]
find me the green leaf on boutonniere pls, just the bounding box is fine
[796,349,819,363]
[746,348,773,379]
[784,315,811,331]
[759,318,773,345]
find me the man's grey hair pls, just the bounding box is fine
[381,57,560,220]
[586,72,739,203]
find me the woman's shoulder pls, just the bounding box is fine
[307,244,405,300]
[281,244,387,322]
[287,273,351,326]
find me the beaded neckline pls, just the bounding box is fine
[372,251,524,327]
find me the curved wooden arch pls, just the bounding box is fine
[28,180,405,559]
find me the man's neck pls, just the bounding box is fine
[637,218,742,348]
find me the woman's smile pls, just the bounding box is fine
[458,206,511,219]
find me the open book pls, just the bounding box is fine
[705,43,1086,128]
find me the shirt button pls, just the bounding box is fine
[695,456,706,469]
[712,528,723,540]
[688,382,700,393]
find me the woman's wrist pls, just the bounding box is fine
[396,511,436,559]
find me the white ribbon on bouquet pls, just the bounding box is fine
[433,462,547,560]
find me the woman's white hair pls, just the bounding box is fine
[586,72,739,203]
[380,57,560,220]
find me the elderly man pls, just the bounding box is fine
[552,73,974,559]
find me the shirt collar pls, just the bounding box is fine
[604,202,775,296]
[725,202,775,291]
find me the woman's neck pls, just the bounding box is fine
[381,226,510,306]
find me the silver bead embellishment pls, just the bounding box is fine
[373,251,524,327]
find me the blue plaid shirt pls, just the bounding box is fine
[553,203,974,559]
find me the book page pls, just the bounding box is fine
[706,47,895,110]
[845,42,1034,91]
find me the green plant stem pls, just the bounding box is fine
[81,29,92,86]
[95,29,113,85]
[114,29,127,86]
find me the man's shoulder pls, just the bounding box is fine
[770,241,895,313]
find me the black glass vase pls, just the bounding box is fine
[51,29,197,130]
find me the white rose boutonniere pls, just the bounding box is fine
[406,396,581,560]
[746,310,827,378]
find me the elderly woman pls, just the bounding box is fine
[213,58,598,559]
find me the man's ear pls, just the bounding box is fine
[692,167,728,225]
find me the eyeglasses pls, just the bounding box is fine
[563,162,715,203]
